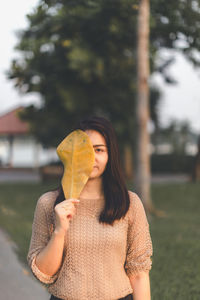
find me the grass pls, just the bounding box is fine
[150,183,200,300]
[0,181,200,299]
[0,180,60,262]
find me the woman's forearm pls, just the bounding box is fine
[35,229,65,276]
[35,198,78,277]
[129,271,151,300]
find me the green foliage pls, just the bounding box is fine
[150,0,200,87]
[151,0,200,65]
[8,0,200,146]
[9,0,139,146]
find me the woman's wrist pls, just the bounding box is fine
[53,227,67,238]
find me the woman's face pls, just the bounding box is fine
[85,130,108,179]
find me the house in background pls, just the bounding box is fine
[0,106,58,168]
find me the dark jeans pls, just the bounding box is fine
[50,294,133,300]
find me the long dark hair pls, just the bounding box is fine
[54,116,130,225]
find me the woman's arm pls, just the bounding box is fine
[35,228,65,276]
[128,271,151,300]
[125,193,153,299]
[35,198,79,276]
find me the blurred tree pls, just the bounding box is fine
[153,120,194,155]
[151,120,197,178]
[151,0,200,70]
[9,0,140,147]
[192,135,200,182]
[8,0,166,148]
[8,0,200,169]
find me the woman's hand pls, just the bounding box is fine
[54,199,80,234]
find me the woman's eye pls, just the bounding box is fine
[95,148,103,153]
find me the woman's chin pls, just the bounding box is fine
[88,171,102,180]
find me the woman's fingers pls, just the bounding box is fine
[62,199,80,205]
[56,199,79,208]
[55,199,80,218]
[54,199,80,232]
[61,199,79,212]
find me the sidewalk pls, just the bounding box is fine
[0,228,49,300]
[0,169,40,183]
[151,173,190,184]
[0,168,190,184]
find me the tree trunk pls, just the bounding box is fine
[124,144,133,180]
[192,135,200,182]
[135,0,154,212]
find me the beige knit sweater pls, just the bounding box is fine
[27,190,153,300]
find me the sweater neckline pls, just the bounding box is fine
[79,196,104,201]
[78,195,105,213]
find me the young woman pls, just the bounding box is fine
[27,116,153,300]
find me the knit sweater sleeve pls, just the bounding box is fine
[27,192,58,285]
[124,191,153,276]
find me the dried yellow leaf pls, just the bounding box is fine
[56,130,95,199]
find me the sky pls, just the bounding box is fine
[153,51,200,133]
[0,1,200,134]
[0,0,40,113]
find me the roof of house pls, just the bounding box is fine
[0,107,29,135]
